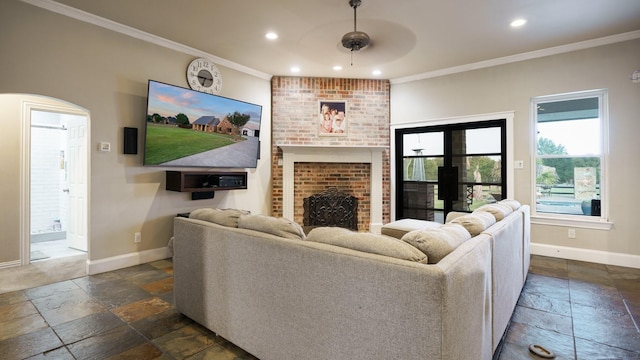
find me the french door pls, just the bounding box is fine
[394,119,507,223]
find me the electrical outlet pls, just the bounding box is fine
[134,232,141,243]
[568,229,576,239]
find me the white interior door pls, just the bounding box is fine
[65,114,88,251]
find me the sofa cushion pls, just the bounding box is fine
[499,199,521,211]
[238,214,306,240]
[306,227,428,263]
[450,212,496,236]
[189,208,250,227]
[401,224,471,264]
[381,219,442,239]
[473,203,513,221]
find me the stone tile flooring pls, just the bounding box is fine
[494,256,640,360]
[0,255,638,359]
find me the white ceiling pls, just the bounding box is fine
[34,0,640,81]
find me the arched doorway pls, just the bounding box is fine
[16,95,90,267]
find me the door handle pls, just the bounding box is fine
[437,166,459,201]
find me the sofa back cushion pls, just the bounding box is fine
[189,208,250,227]
[449,212,496,236]
[473,203,513,221]
[401,224,471,264]
[238,214,306,240]
[305,227,428,263]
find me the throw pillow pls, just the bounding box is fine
[499,199,522,211]
[473,203,513,221]
[401,224,471,264]
[306,227,428,263]
[189,208,250,227]
[238,214,306,240]
[450,212,496,236]
[381,219,442,239]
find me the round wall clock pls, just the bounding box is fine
[187,58,222,94]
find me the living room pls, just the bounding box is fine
[1,1,640,359]
[1,0,639,274]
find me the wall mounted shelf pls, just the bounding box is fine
[166,171,247,200]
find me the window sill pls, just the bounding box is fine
[531,214,613,230]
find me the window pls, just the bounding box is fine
[531,89,610,228]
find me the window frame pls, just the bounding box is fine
[530,89,612,230]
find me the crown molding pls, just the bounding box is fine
[391,30,640,84]
[20,0,272,81]
[21,0,639,85]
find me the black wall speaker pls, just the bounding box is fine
[123,127,138,154]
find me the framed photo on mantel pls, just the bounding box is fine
[318,100,347,136]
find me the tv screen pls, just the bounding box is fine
[143,80,262,168]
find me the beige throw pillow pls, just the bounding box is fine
[474,203,513,221]
[189,208,250,227]
[381,219,442,239]
[499,199,522,211]
[401,224,471,264]
[238,214,306,240]
[450,212,496,236]
[306,227,428,263]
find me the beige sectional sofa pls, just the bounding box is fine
[173,201,530,360]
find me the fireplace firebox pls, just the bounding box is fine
[303,187,358,231]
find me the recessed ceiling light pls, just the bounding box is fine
[265,32,278,40]
[510,18,527,28]
[333,65,343,71]
[290,66,300,73]
[372,69,382,76]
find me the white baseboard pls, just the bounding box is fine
[531,243,640,269]
[87,247,171,275]
[0,260,21,269]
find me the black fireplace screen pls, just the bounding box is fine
[303,187,358,231]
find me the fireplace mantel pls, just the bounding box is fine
[278,144,386,233]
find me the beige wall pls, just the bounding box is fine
[1,0,638,269]
[390,39,640,262]
[0,1,271,266]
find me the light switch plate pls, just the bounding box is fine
[100,142,111,152]
[514,160,524,169]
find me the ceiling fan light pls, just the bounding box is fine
[342,30,370,51]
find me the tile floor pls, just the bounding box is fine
[31,239,86,262]
[0,255,638,360]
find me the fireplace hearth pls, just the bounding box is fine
[303,187,358,231]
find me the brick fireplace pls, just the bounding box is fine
[271,76,391,232]
[279,145,385,233]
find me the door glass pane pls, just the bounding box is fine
[451,155,503,211]
[402,182,439,221]
[404,157,443,181]
[452,127,502,155]
[460,155,502,185]
[403,132,443,156]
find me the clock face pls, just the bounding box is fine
[187,58,222,94]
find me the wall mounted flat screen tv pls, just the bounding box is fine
[143,80,262,168]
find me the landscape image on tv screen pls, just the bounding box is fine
[143,80,262,168]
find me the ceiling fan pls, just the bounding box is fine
[341,0,370,52]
